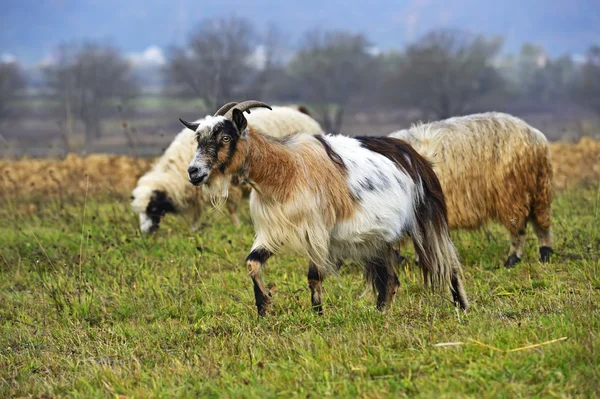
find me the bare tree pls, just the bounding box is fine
[44,42,138,149]
[287,30,373,133]
[0,61,26,120]
[246,23,289,99]
[382,30,504,120]
[573,45,600,116]
[164,17,255,109]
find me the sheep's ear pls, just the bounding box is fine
[232,109,248,135]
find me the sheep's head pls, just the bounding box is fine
[183,101,271,199]
[131,186,177,234]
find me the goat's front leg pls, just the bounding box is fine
[245,247,272,316]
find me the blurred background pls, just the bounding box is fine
[1,0,599,157]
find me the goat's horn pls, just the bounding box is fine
[179,118,200,132]
[214,102,239,116]
[225,100,272,119]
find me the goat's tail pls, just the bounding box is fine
[354,136,468,309]
[410,156,469,310]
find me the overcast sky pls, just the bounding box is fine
[1,0,599,66]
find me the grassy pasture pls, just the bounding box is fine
[1,183,599,398]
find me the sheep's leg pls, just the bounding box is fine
[505,227,527,267]
[530,171,553,263]
[226,186,242,228]
[392,248,407,267]
[190,204,203,232]
[307,261,324,314]
[245,247,272,316]
[366,247,400,311]
[226,200,240,227]
[532,221,553,263]
[503,214,528,268]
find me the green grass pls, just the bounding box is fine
[1,186,599,398]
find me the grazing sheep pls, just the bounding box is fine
[184,100,469,316]
[131,104,324,234]
[389,112,553,267]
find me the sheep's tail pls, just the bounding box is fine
[530,142,553,245]
[410,153,469,310]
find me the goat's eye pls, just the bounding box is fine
[222,136,231,143]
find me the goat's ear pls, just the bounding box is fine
[179,118,200,132]
[232,108,248,135]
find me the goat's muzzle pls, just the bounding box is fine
[188,166,208,185]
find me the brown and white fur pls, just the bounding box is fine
[131,106,324,234]
[186,103,469,316]
[389,112,553,267]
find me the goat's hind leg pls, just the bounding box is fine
[246,247,272,316]
[307,261,324,314]
[366,247,400,311]
[307,259,342,314]
[450,269,469,310]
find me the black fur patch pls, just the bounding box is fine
[540,246,553,263]
[195,119,241,173]
[246,248,272,264]
[232,109,248,132]
[307,263,322,281]
[314,135,346,170]
[146,190,177,227]
[504,254,521,268]
[356,137,422,184]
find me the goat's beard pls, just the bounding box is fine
[202,173,230,210]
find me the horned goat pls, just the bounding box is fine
[131,105,323,234]
[389,112,553,267]
[183,100,469,316]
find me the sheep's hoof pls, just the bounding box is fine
[504,254,521,268]
[540,246,554,263]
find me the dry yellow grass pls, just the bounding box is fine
[1,137,599,201]
[550,137,600,189]
[0,153,152,200]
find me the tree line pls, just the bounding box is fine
[1,17,599,145]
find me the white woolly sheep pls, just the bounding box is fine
[389,112,553,267]
[131,105,324,234]
[183,100,469,316]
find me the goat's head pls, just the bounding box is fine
[182,101,271,198]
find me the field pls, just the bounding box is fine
[1,142,600,397]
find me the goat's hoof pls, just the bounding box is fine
[504,254,521,268]
[454,296,470,311]
[256,303,271,317]
[311,304,323,315]
[255,295,272,317]
[540,246,553,263]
